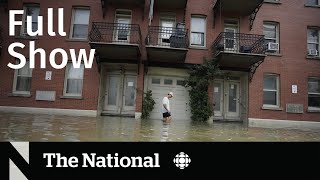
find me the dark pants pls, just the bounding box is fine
[162,112,171,118]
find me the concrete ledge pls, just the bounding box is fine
[135,112,142,120]
[249,118,320,130]
[0,106,97,117]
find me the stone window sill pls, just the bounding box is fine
[8,93,32,97]
[306,56,320,60]
[264,1,282,5]
[60,95,83,100]
[15,35,39,40]
[305,4,320,8]
[307,107,320,113]
[188,46,208,50]
[262,106,283,111]
[265,52,282,57]
[66,38,88,42]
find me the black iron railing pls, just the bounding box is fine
[146,26,189,49]
[213,32,266,56]
[89,22,141,46]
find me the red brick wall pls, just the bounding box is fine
[249,0,320,121]
[0,0,102,110]
[1,0,320,121]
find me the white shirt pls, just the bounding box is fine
[161,96,170,113]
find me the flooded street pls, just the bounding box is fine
[0,113,320,142]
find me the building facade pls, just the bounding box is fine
[0,0,319,127]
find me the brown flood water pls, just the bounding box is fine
[0,113,320,142]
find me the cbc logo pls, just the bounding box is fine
[173,152,191,169]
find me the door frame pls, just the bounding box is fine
[213,78,241,121]
[114,9,132,42]
[103,71,137,116]
[159,15,176,46]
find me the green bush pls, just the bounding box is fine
[186,59,221,121]
[141,90,156,119]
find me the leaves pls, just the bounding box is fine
[186,58,221,121]
[141,90,156,119]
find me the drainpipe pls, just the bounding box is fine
[149,0,154,26]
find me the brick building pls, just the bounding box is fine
[0,0,319,128]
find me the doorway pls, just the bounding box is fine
[213,76,243,121]
[103,73,137,116]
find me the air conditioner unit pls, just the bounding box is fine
[308,49,318,56]
[267,42,279,51]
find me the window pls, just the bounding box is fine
[164,79,173,85]
[21,4,40,36]
[306,0,319,6]
[177,80,186,87]
[307,28,320,56]
[308,78,320,110]
[64,63,84,96]
[13,61,32,94]
[263,74,279,107]
[190,16,206,47]
[70,8,90,39]
[263,22,279,52]
[152,78,160,84]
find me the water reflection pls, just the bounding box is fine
[0,113,320,142]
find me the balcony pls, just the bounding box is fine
[145,26,189,63]
[212,32,266,73]
[152,0,188,9]
[214,0,263,16]
[101,0,145,18]
[213,0,263,29]
[89,22,141,62]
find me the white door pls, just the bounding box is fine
[213,80,240,120]
[122,76,136,113]
[104,74,136,115]
[213,81,223,117]
[225,82,240,119]
[114,18,131,42]
[148,76,190,120]
[224,27,237,51]
[104,75,121,113]
[160,19,174,46]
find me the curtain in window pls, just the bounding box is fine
[73,9,90,38]
[66,64,84,95]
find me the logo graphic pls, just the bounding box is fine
[173,152,191,169]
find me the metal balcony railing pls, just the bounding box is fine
[89,22,142,46]
[213,32,266,56]
[146,26,189,49]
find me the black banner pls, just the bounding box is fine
[0,142,319,179]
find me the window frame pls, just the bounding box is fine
[12,60,33,95]
[307,27,320,56]
[69,7,91,40]
[20,4,40,36]
[190,15,207,48]
[263,22,280,53]
[63,63,85,97]
[306,0,320,6]
[263,74,280,108]
[308,77,320,110]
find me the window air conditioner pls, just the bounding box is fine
[267,42,279,51]
[308,49,318,56]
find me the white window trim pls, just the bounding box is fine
[20,4,40,36]
[308,77,320,110]
[63,63,84,97]
[69,7,90,40]
[264,22,280,52]
[263,74,280,108]
[190,15,207,48]
[12,61,33,95]
[307,28,320,56]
